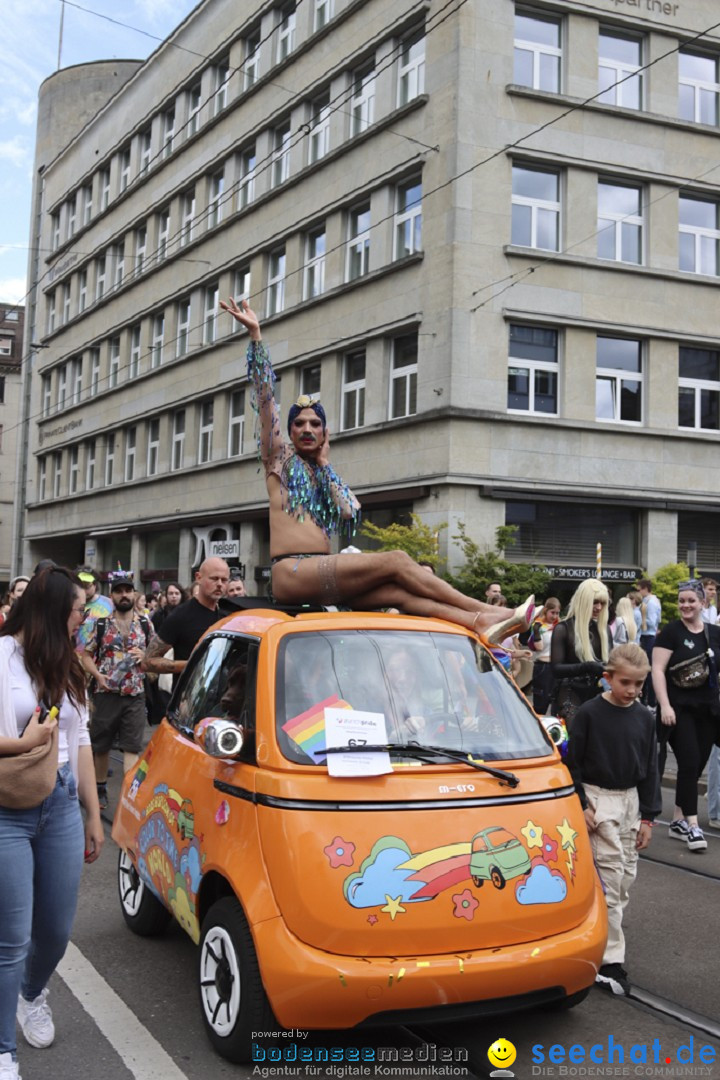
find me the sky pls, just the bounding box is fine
[0,0,200,306]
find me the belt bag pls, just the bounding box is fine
[668,654,709,689]
[0,727,59,810]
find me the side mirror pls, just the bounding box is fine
[541,715,568,757]
[194,717,246,759]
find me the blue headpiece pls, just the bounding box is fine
[287,394,327,436]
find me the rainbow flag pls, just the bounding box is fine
[282,695,351,763]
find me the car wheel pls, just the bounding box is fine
[490,866,506,890]
[198,896,276,1063]
[471,875,484,888]
[117,849,171,936]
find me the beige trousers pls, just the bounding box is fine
[585,784,640,966]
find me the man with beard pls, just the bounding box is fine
[77,571,155,810]
[218,298,533,636]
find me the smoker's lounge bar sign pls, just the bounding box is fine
[539,565,640,583]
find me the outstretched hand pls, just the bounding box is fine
[219,297,261,341]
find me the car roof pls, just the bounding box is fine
[201,608,476,644]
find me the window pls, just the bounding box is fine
[177,298,192,357]
[244,31,261,88]
[277,3,296,62]
[147,418,160,476]
[238,146,256,208]
[70,356,82,404]
[208,171,224,229]
[109,337,121,388]
[180,189,195,247]
[38,458,47,501]
[86,439,96,490]
[47,292,56,334]
[95,255,106,300]
[105,434,115,486]
[347,203,371,279]
[53,452,62,498]
[42,375,51,418]
[51,212,60,251]
[125,427,136,482]
[309,94,330,163]
[114,242,125,289]
[0,342,9,358]
[90,348,101,397]
[267,249,286,316]
[507,324,558,414]
[172,410,185,470]
[395,178,422,257]
[198,400,214,463]
[514,10,561,92]
[135,225,147,277]
[596,336,642,424]
[82,184,92,225]
[272,123,291,187]
[119,148,131,192]
[151,314,164,368]
[234,267,251,307]
[67,196,77,238]
[157,209,171,262]
[598,30,642,109]
[129,324,141,379]
[678,347,720,430]
[511,165,559,251]
[139,129,152,174]
[99,168,111,211]
[304,227,326,298]
[187,83,202,136]
[69,446,79,494]
[679,51,720,125]
[597,180,642,264]
[342,351,366,430]
[78,270,87,313]
[351,65,375,135]
[162,109,176,158]
[204,285,219,344]
[301,364,321,396]
[57,364,67,411]
[390,334,418,419]
[228,389,245,456]
[398,30,425,105]
[315,0,332,30]
[61,283,71,325]
[679,196,720,276]
[214,57,230,115]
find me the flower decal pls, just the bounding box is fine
[521,820,544,850]
[324,836,356,868]
[452,888,479,921]
[540,833,558,863]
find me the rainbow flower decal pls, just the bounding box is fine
[324,836,356,868]
[452,888,479,921]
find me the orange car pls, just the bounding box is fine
[112,610,606,1063]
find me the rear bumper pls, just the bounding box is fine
[254,880,607,1029]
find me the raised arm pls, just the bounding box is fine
[220,298,284,475]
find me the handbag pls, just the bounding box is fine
[0,725,59,810]
[668,626,712,690]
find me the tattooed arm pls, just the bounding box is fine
[141,637,187,676]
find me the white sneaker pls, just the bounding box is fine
[17,988,55,1048]
[0,1052,21,1079]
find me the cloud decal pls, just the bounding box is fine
[515,862,567,905]
[344,836,429,908]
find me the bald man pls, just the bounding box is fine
[143,557,230,683]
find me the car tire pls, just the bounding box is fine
[117,849,171,936]
[490,866,506,890]
[471,875,484,888]
[198,896,276,1063]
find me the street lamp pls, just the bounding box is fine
[687,541,697,578]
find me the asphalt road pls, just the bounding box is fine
[14,763,720,1080]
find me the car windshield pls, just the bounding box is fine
[276,630,551,765]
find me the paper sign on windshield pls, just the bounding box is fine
[323,708,392,777]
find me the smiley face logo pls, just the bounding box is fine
[488,1038,517,1070]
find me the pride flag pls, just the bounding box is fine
[282,695,351,763]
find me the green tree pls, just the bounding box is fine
[446,524,552,607]
[359,513,446,569]
[639,562,689,626]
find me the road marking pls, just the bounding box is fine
[57,941,190,1080]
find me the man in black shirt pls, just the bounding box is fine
[143,557,230,684]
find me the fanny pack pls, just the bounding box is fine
[668,626,711,689]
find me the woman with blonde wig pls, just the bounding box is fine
[550,578,613,722]
[612,596,638,645]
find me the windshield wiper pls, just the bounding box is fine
[316,743,519,787]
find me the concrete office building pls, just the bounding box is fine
[16,0,720,591]
[0,303,24,589]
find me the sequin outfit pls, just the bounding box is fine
[247,341,360,541]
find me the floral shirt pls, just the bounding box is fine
[82,612,154,696]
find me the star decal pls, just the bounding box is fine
[367,914,378,925]
[556,817,578,852]
[381,895,406,921]
[521,820,544,849]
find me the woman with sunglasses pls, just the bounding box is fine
[0,567,103,1080]
[550,578,613,723]
[652,579,720,852]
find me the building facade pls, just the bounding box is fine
[0,303,23,589]
[17,0,720,592]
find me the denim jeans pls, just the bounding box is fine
[0,763,84,1057]
[708,745,720,821]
